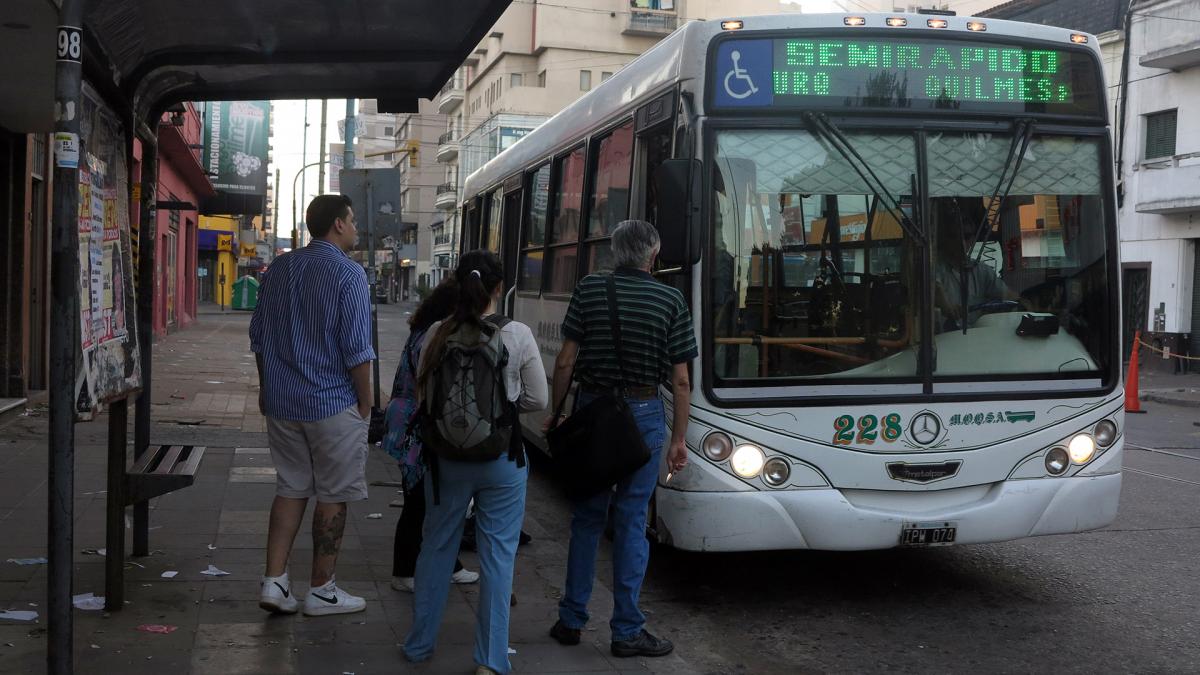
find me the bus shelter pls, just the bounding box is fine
[1,0,513,671]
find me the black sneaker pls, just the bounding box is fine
[549,620,581,646]
[611,630,674,658]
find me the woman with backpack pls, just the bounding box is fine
[381,281,479,593]
[403,251,548,675]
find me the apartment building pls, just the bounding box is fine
[392,99,444,290]
[351,99,400,169]
[982,0,1198,371]
[433,0,790,280]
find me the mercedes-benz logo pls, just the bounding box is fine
[909,412,942,446]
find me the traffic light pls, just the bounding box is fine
[407,139,420,167]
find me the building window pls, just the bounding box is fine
[383,153,394,162]
[601,71,613,82]
[579,70,592,91]
[1144,110,1177,160]
[510,73,523,88]
[384,125,394,137]
[537,70,547,87]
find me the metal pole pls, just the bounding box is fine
[133,133,157,558]
[48,3,84,671]
[318,99,328,195]
[300,100,309,247]
[272,168,281,259]
[104,399,127,611]
[344,99,355,170]
[366,180,380,408]
[291,160,323,250]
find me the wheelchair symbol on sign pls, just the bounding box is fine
[723,50,759,100]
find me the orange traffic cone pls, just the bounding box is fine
[1125,330,1146,414]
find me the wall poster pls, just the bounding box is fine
[75,82,141,419]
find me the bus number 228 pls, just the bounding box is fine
[833,413,903,445]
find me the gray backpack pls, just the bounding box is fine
[419,315,521,465]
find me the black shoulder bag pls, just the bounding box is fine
[546,275,652,501]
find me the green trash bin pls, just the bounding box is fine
[231,276,260,311]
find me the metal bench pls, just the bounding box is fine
[124,444,206,504]
[103,398,208,610]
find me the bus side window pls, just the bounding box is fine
[638,124,673,232]
[483,187,503,254]
[519,163,551,293]
[582,119,634,274]
[545,146,585,294]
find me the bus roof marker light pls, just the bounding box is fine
[1070,33,1089,44]
[926,18,949,28]
[843,16,866,26]
[886,17,908,27]
[720,19,744,31]
[966,21,987,31]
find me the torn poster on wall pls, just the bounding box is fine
[75,82,141,419]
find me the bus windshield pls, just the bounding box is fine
[710,129,1111,388]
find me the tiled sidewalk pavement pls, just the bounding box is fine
[0,306,693,674]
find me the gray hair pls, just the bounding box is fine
[611,220,660,269]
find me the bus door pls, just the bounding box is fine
[501,174,524,312]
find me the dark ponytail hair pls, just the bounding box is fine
[409,279,458,333]
[416,250,505,393]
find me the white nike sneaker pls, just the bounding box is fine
[391,576,415,592]
[259,573,299,614]
[303,578,367,616]
[451,568,480,584]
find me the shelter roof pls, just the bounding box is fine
[3,0,512,131]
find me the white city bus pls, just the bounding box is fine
[460,13,1122,551]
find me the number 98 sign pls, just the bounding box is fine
[57,26,82,63]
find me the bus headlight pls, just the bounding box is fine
[1094,420,1117,447]
[702,432,734,462]
[1068,434,1096,464]
[730,444,765,478]
[762,457,791,486]
[1044,447,1070,476]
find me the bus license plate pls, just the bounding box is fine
[900,521,957,547]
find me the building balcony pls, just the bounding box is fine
[1134,153,1200,214]
[623,9,677,37]
[435,183,458,211]
[436,131,459,163]
[438,80,465,114]
[1140,38,1200,71]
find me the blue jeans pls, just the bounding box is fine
[558,392,665,642]
[403,454,527,673]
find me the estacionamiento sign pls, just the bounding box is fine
[203,101,270,195]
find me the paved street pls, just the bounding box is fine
[1,304,1198,673]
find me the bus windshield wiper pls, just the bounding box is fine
[804,112,925,245]
[968,119,1034,264]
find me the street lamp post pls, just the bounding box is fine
[291,159,325,249]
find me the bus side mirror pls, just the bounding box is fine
[654,158,701,268]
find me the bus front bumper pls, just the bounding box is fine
[654,472,1122,552]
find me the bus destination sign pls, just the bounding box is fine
[711,36,1102,116]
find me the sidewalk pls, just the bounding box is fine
[1135,370,1200,409]
[0,307,691,674]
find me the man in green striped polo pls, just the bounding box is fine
[547,220,696,658]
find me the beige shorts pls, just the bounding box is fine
[266,406,369,502]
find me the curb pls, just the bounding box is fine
[1140,392,1200,409]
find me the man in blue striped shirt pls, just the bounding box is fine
[250,194,375,617]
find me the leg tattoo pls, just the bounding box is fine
[311,502,347,586]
